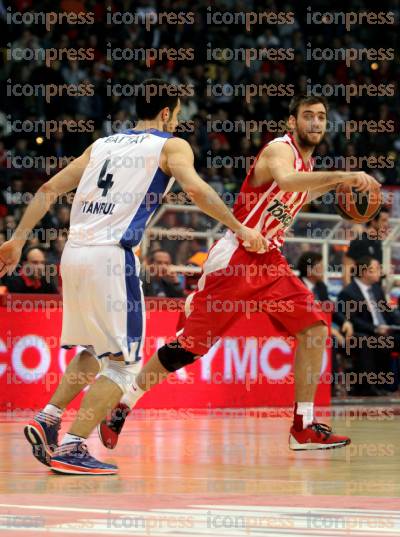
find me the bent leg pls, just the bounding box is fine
[49,348,100,410]
[67,356,136,439]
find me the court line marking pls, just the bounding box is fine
[191,505,400,516]
[1,505,400,536]
[0,473,360,485]
[1,503,400,517]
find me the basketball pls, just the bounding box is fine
[335,183,383,223]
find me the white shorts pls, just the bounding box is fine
[60,242,145,363]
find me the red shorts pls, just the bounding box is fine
[179,233,326,355]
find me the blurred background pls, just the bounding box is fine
[0,0,399,405]
[1,0,399,299]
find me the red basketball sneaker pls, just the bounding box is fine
[98,403,130,449]
[289,422,351,451]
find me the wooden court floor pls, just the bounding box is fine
[0,407,399,536]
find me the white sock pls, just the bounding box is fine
[43,404,63,419]
[296,402,314,428]
[120,377,145,409]
[61,433,85,445]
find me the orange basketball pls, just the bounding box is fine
[335,183,382,223]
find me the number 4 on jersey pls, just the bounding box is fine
[97,159,114,196]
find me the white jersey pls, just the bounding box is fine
[68,128,174,248]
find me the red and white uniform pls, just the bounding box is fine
[233,133,313,250]
[179,133,326,356]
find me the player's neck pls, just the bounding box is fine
[292,133,314,164]
[134,120,164,132]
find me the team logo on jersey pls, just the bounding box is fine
[266,199,293,227]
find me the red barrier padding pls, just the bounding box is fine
[0,297,331,410]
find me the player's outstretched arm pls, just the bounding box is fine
[0,145,92,278]
[163,137,266,253]
[262,143,381,194]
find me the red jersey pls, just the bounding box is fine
[233,133,314,249]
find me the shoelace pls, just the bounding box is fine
[55,442,89,457]
[78,443,89,456]
[36,413,61,447]
[36,411,61,427]
[311,422,332,440]
[52,421,61,446]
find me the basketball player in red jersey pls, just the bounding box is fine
[102,94,379,450]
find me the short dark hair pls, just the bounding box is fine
[136,79,179,120]
[354,255,375,277]
[22,245,47,262]
[148,249,170,263]
[289,94,328,118]
[366,205,389,227]
[297,251,323,278]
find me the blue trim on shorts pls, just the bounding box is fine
[61,345,124,359]
[124,249,143,361]
[121,128,173,139]
[119,166,171,249]
[97,351,123,359]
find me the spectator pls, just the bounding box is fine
[297,251,352,331]
[343,207,390,285]
[298,251,329,301]
[54,205,71,235]
[4,215,17,237]
[2,247,58,294]
[0,189,7,217]
[337,256,399,396]
[2,177,25,218]
[142,249,184,298]
[48,234,68,266]
[297,251,354,395]
[184,251,208,295]
[0,0,398,297]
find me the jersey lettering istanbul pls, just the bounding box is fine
[68,129,174,247]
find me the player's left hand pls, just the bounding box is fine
[0,240,23,278]
[237,225,268,253]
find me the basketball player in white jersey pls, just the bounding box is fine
[96,95,381,454]
[0,79,265,474]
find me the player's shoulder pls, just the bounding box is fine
[163,136,192,154]
[160,137,194,174]
[259,137,294,159]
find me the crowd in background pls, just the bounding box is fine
[0,0,399,276]
[1,0,400,396]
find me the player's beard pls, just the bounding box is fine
[296,129,323,150]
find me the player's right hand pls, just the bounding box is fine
[236,225,268,253]
[347,172,381,193]
[0,239,23,278]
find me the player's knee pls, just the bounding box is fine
[158,340,199,372]
[75,346,99,372]
[296,322,328,348]
[100,358,141,395]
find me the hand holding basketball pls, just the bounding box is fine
[346,172,381,193]
[335,173,383,223]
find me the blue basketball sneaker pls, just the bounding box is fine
[50,442,118,475]
[24,411,61,467]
